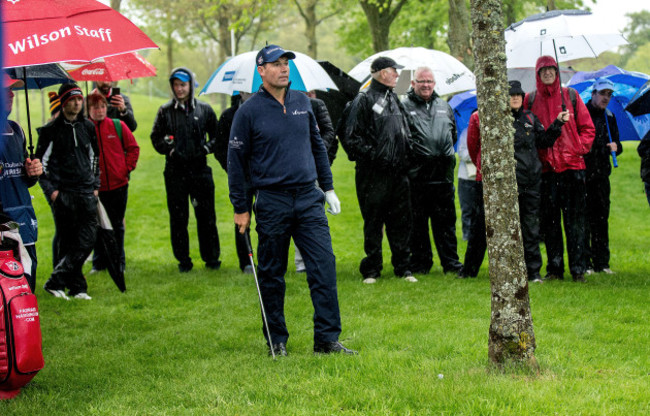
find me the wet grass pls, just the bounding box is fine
[2,92,648,414]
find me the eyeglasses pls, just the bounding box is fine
[539,67,556,74]
[415,80,434,84]
[597,90,613,97]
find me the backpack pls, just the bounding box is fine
[527,87,578,114]
[0,249,44,400]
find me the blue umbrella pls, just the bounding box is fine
[449,89,477,147]
[4,64,72,157]
[568,65,650,142]
[4,64,71,90]
[626,80,650,116]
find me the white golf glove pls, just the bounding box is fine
[325,190,341,215]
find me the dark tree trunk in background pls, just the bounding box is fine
[448,0,474,70]
[110,0,122,12]
[359,0,409,53]
[295,0,319,58]
[470,0,538,369]
[547,0,557,11]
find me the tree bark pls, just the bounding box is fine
[294,0,319,58]
[359,0,409,53]
[110,0,122,12]
[547,0,557,11]
[447,0,474,70]
[469,0,538,369]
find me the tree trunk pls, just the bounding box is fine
[547,0,557,11]
[469,0,538,369]
[447,0,474,70]
[359,0,408,53]
[110,0,122,12]
[294,0,319,58]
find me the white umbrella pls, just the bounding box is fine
[348,47,476,96]
[199,51,338,95]
[505,9,628,68]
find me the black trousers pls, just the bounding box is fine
[585,174,611,271]
[410,182,462,273]
[94,185,128,271]
[540,170,588,278]
[163,163,220,267]
[458,178,480,241]
[518,184,543,280]
[45,192,97,296]
[461,183,486,277]
[355,166,412,278]
[254,186,341,345]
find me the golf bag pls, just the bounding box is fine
[0,249,44,400]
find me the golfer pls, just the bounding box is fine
[228,44,356,357]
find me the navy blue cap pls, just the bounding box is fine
[170,70,191,83]
[256,45,296,66]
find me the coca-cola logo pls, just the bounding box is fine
[81,68,105,75]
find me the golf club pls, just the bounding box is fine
[244,232,276,359]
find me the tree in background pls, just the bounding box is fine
[358,0,409,52]
[110,0,122,12]
[448,0,473,69]
[293,0,345,58]
[470,0,538,368]
[621,11,650,67]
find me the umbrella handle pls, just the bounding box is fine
[22,70,35,158]
[604,111,618,168]
[552,40,567,112]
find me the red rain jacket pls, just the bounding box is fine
[524,55,595,173]
[93,118,139,192]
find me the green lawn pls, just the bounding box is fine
[2,92,649,415]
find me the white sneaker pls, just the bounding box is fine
[404,275,418,283]
[73,293,92,300]
[601,268,614,274]
[585,269,595,275]
[45,287,70,300]
[363,277,377,284]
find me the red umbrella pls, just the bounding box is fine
[65,52,157,82]
[2,0,158,68]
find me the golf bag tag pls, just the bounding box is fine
[0,250,45,400]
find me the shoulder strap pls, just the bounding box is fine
[568,87,577,114]
[527,90,536,109]
[112,118,124,148]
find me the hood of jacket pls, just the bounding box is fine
[535,55,561,99]
[169,66,197,110]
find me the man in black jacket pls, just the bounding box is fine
[584,78,623,275]
[151,68,221,272]
[216,92,252,274]
[402,67,462,276]
[341,57,415,284]
[36,83,99,300]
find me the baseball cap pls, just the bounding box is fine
[370,57,404,73]
[593,78,615,92]
[256,45,296,66]
[170,69,192,83]
[3,74,24,89]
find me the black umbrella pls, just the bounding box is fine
[96,202,126,292]
[4,64,72,157]
[315,61,361,128]
[626,80,650,116]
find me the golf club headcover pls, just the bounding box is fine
[325,190,341,215]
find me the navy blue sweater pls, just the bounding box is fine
[228,86,333,213]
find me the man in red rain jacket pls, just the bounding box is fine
[524,55,595,283]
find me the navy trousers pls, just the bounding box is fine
[540,170,588,278]
[254,185,341,345]
[585,174,611,271]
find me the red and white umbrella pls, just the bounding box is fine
[2,0,158,68]
[64,52,157,82]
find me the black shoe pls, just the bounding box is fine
[573,274,587,283]
[314,341,358,355]
[178,262,193,273]
[268,342,288,357]
[544,273,564,281]
[206,261,221,270]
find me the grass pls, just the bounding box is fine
[2,92,649,415]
